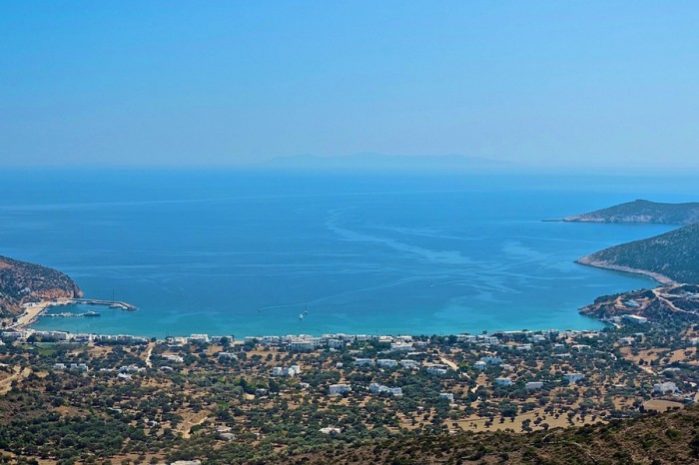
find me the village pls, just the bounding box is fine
[0,296,697,465]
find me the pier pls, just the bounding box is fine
[70,298,138,311]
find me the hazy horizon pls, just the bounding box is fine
[3,2,699,172]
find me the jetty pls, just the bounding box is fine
[70,298,137,311]
[44,311,101,318]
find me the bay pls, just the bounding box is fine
[0,169,690,337]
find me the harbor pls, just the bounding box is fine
[12,298,137,330]
[70,298,137,312]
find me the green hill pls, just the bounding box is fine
[579,223,699,284]
[564,199,699,224]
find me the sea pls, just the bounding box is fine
[1,169,695,338]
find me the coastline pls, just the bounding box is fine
[11,259,656,339]
[576,255,678,286]
[13,299,71,329]
[12,248,668,339]
[15,298,605,340]
[12,298,134,331]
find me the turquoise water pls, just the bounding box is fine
[0,170,691,337]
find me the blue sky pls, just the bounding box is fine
[2,1,699,171]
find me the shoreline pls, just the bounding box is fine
[576,256,678,286]
[8,254,671,340]
[13,300,66,328]
[13,298,606,340]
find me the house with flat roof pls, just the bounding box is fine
[495,377,513,387]
[525,381,544,390]
[328,383,351,396]
[564,373,585,384]
[653,381,679,395]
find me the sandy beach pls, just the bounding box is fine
[14,299,70,329]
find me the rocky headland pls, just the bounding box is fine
[562,199,699,225]
[0,255,82,316]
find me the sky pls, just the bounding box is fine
[1,1,699,172]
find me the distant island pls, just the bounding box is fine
[562,199,699,225]
[0,255,82,317]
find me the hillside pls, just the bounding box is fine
[578,223,699,284]
[580,284,699,323]
[0,256,82,316]
[262,405,699,465]
[563,199,699,224]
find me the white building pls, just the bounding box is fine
[377,359,398,368]
[564,373,585,384]
[69,363,89,373]
[653,381,679,395]
[119,365,145,374]
[271,365,301,377]
[481,356,503,366]
[328,383,352,396]
[288,338,318,351]
[369,383,403,397]
[439,392,455,402]
[354,358,375,367]
[473,361,487,371]
[495,377,513,387]
[622,314,648,325]
[399,359,420,370]
[217,352,238,361]
[189,334,210,343]
[0,331,23,341]
[425,364,449,376]
[319,427,342,435]
[72,333,94,343]
[325,338,345,349]
[457,334,478,343]
[525,381,544,391]
[162,354,184,363]
[390,342,414,352]
[260,336,281,345]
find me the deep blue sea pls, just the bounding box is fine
[1,169,695,337]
